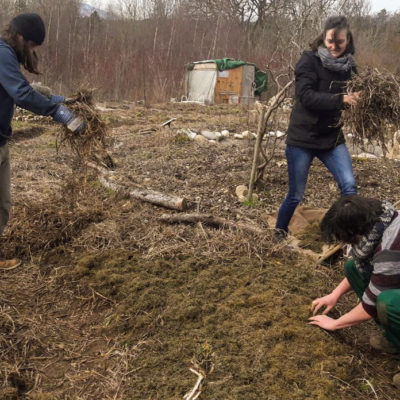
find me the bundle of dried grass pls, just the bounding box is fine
[341,67,400,150]
[58,89,109,162]
[0,194,104,259]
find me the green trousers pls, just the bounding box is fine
[345,259,400,351]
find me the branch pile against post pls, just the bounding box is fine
[87,163,188,211]
[248,78,294,199]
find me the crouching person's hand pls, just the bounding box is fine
[308,315,338,331]
[311,293,338,315]
[53,105,86,133]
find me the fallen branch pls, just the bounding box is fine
[315,243,343,266]
[159,213,264,234]
[87,163,188,211]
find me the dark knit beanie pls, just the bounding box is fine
[10,13,46,45]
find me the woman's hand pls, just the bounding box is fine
[308,315,338,330]
[311,293,338,315]
[343,91,362,106]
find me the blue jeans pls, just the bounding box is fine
[275,144,357,232]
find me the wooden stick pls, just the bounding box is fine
[183,368,204,400]
[159,213,264,234]
[314,243,343,266]
[248,79,294,193]
[248,107,266,201]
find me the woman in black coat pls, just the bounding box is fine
[275,16,360,238]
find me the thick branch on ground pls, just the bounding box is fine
[87,162,187,211]
[159,213,264,234]
[315,243,343,266]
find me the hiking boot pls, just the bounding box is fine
[393,373,400,389]
[273,228,288,243]
[370,332,398,354]
[0,258,21,271]
[273,229,297,251]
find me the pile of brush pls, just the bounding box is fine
[341,67,400,151]
[58,89,114,167]
[0,194,104,259]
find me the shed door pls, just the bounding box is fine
[240,65,255,105]
[187,68,217,104]
[214,67,243,104]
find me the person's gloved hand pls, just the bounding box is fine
[53,105,86,133]
[31,81,65,104]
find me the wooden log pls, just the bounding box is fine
[87,162,188,211]
[99,177,187,211]
[159,213,264,234]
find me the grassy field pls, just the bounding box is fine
[0,103,399,399]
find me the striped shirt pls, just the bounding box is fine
[362,211,400,318]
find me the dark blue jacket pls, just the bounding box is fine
[0,39,62,146]
[286,51,357,150]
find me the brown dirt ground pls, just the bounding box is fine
[0,103,400,399]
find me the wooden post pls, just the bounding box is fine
[248,107,266,201]
[248,79,294,198]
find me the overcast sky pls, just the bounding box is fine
[85,0,399,14]
[369,0,399,12]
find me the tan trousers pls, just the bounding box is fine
[0,144,11,235]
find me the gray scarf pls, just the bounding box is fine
[351,200,396,274]
[317,46,355,72]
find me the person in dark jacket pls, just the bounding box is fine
[0,13,84,269]
[309,195,400,388]
[275,16,360,239]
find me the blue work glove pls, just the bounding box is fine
[53,105,85,133]
[50,95,65,104]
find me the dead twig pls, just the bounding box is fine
[183,368,204,400]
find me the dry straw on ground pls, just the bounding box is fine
[341,67,400,151]
[2,103,400,399]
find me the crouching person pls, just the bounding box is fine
[0,13,84,269]
[309,195,400,387]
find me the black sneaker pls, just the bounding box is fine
[273,229,288,243]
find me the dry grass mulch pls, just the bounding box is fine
[0,103,399,399]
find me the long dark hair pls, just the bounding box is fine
[310,16,355,55]
[1,24,40,74]
[320,195,383,243]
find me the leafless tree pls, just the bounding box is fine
[0,0,396,102]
